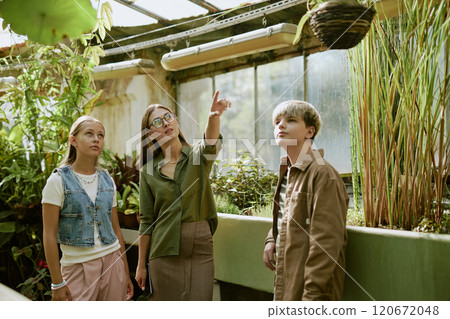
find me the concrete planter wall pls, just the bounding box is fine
[213,213,275,293]
[213,213,450,301]
[342,226,450,301]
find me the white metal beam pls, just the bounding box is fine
[104,0,305,56]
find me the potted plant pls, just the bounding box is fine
[347,0,449,230]
[293,0,376,49]
[116,182,140,229]
[102,151,140,229]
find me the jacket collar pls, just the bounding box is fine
[280,148,325,172]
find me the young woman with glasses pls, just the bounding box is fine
[135,90,230,300]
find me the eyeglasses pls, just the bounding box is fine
[150,112,176,129]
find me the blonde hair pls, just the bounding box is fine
[60,116,105,167]
[140,104,190,168]
[272,100,321,138]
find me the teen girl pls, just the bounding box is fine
[42,116,133,301]
[135,90,230,300]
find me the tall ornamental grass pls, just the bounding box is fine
[348,0,449,230]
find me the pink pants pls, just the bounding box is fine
[61,250,127,301]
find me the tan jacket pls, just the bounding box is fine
[266,150,348,301]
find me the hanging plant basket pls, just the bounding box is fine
[309,0,376,49]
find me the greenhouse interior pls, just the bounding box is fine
[0,0,448,303]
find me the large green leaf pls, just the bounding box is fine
[0,210,15,220]
[83,89,103,115]
[0,221,15,233]
[7,123,23,144]
[0,233,13,248]
[0,0,97,45]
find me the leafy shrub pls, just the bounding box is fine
[0,2,112,297]
[214,195,240,215]
[101,150,139,195]
[101,151,140,228]
[210,151,278,214]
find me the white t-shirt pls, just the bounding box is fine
[42,169,120,266]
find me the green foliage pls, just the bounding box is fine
[211,151,278,214]
[0,131,44,208]
[101,151,140,223]
[251,203,274,218]
[347,0,449,230]
[0,2,113,296]
[346,208,365,227]
[102,150,140,194]
[0,0,97,45]
[12,245,51,300]
[117,182,140,215]
[415,213,450,234]
[125,182,140,215]
[0,1,113,212]
[214,195,241,215]
[0,47,92,210]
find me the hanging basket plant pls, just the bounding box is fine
[293,0,376,49]
[310,0,376,49]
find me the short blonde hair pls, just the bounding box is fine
[272,100,321,138]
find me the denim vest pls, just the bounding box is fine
[56,166,117,247]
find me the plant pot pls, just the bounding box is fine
[309,0,376,49]
[118,212,139,230]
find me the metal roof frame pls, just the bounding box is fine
[104,0,305,56]
[113,0,220,24]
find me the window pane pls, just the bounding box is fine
[215,68,255,162]
[178,77,213,143]
[306,50,351,173]
[256,57,304,171]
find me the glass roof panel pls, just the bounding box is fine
[208,0,265,10]
[102,1,270,27]
[93,1,157,27]
[0,0,270,47]
[134,0,208,20]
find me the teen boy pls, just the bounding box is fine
[263,100,348,301]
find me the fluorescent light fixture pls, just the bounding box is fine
[161,23,297,71]
[93,58,155,80]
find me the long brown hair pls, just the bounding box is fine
[60,116,105,167]
[140,104,189,168]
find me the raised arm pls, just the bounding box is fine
[204,90,231,145]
